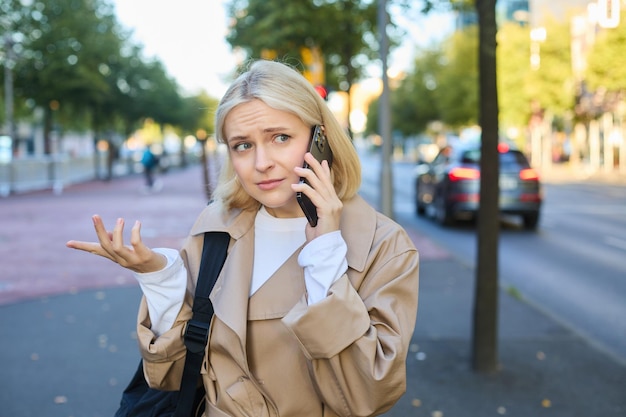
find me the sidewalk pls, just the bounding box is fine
[0,165,624,417]
[540,161,626,186]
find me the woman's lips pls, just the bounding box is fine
[257,178,284,191]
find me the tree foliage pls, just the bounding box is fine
[434,26,479,127]
[526,17,574,117]
[496,22,532,129]
[364,4,588,141]
[226,0,380,93]
[366,47,442,136]
[366,26,478,137]
[392,48,441,135]
[1,0,218,156]
[585,10,626,96]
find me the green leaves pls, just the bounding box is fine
[226,0,379,93]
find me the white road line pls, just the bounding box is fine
[544,205,625,215]
[605,236,626,251]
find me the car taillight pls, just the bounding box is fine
[448,167,480,181]
[520,193,542,202]
[519,168,539,181]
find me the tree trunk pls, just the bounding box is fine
[472,0,500,373]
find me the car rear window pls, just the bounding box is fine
[459,149,530,168]
[500,150,530,168]
[460,149,480,164]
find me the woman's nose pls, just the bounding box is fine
[255,146,275,171]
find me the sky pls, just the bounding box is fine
[111,0,238,97]
[111,0,453,98]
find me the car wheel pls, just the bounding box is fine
[522,213,539,230]
[434,193,454,226]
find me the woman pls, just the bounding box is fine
[67,60,419,417]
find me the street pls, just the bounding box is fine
[359,149,626,365]
[1,162,625,417]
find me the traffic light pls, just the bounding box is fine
[314,84,328,100]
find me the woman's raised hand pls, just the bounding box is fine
[66,215,166,273]
[293,152,343,241]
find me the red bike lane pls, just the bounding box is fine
[0,164,449,306]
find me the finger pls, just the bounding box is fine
[295,163,332,200]
[92,215,108,240]
[66,240,112,259]
[129,220,150,257]
[110,217,127,252]
[92,215,116,247]
[306,154,333,186]
[303,152,325,176]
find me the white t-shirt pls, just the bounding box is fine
[135,207,348,335]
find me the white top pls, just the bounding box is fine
[134,207,348,336]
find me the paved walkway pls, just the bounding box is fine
[0,165,624,417]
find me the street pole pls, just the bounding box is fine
[3,32,15,142]
[378,0,393,219]
[196,129,212,201]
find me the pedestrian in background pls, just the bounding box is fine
[67,60,419,416]
[140,145,159,191]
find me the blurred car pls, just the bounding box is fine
[415,142,542,230]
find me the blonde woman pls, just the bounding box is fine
[68,60,419,417]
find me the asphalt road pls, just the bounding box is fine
[1,159,625,417]
[359,149,626,365]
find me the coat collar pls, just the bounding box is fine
[189,194,377,273]
[187,195,377,368]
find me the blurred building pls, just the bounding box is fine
[528,0,590,27]
[498,0,530,25]
[455,0,530,28]
[455,0,593,29]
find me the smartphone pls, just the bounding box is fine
[296,125,333,227]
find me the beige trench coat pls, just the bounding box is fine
[136,195,419,417]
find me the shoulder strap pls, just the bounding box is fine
[175,231,230,417]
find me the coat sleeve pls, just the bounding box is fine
[282,224,419,417]
[135,234,204,391]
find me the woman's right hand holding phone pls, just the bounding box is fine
[66,215,167,273]
[293,152,343,242]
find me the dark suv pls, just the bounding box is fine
[415,142,542,230]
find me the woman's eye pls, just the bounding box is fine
[232,142,252,152]
[274,134,290,144]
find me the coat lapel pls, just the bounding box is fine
[210,225,254,349]
[186,195,378,369]
[248,249,306,320]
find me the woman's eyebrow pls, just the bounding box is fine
[263,126,290,133]
[226,126,293,143]
[226,134,248,143]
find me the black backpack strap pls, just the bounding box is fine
[174,231,230,417]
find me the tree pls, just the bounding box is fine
[434,25,479,127]
[422,0,501,373]
[1,0,35,140]
[14,0,121,154]
[472,0,499,373]
[585,9,626,113]
[365,46,443,138]
[225,0,382,136]
[586,14,626,93]
[497,22,532,132]
[526,17,574,125]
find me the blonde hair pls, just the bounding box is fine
[213,60,361,211]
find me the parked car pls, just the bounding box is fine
[415,142,542,230]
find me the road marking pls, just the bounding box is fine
[544,205,625,215]
[605,236,626,251]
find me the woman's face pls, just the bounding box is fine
[224,99,311,218]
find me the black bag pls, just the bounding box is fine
[114,231,230,417]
